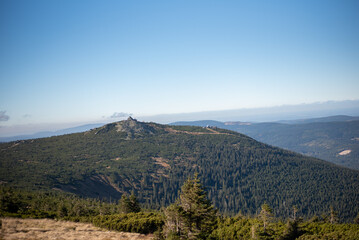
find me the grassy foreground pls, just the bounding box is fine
[1,179,359,239]
[0,217,153,240]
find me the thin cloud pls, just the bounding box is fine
[0,111,10,121]
[110,112,132,118]
[23,114,31,118]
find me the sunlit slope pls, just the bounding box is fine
[1,118,359,221]
[172,117,359,169]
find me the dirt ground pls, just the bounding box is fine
[0,218,154,240]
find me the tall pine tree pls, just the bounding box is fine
[119,193,141,213]
[164,174,217,240]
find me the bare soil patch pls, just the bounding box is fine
[0,218,153,240]
[338,149,352,156]
[152,157,171,169]
[165,127,232,136]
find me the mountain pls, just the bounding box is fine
[277,115,359,124]
[172,116,359,170]
[139,100,359,123]
[1,118,359,221]
[0,123,105,142]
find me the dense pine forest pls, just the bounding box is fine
[1,118,359,226]
[1,177,359,239]
[172,116,359,170]
[1,118,359,221]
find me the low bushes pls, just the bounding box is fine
[92,211,164,234]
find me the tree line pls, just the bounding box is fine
[2,176,359,239]
[2,123,359,221]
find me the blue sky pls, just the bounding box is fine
[1,0,359,133]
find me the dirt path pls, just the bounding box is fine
[0,218,154,240]
[165,127,233,136]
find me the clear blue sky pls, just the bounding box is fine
[1,0,359,131]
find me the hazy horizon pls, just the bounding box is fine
[1,100,359,137]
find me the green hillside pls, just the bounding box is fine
[172,117,359,170]
[232,120,359,170]
[1,118,359,221]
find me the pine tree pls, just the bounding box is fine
[163,202,186,239]
[280,220,302,240]
[354,212,359,224]
[329,206,338,224]
[119,195,131,213]
[163,174,217,240]
[259,203,273,232]
[119,193,141,213]
[291,206,298,221]
[129,193,141,213]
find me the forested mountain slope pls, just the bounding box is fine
[172,116,359,169]
[1,118,359,221]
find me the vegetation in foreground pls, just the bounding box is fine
[1,175,359,239]
[0,218,153,240]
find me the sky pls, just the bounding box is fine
[1,0,359,135]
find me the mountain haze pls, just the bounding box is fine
[1,118,359,221]
[277,115,359,124]
[0,123,105,143]
[139,100,359,123]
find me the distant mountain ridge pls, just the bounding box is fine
[1,118,359,221]
[276,115,359,124]
[2,99,359,141]
[171,115,359,169]
[140,100,359,123]
[0,123,105,142]
[172,115,359,126]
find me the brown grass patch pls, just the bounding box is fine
[152,157,171,169]
[0,218,153,240]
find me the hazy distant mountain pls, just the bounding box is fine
[0,123,105,142]
[1,118,359,220]
[1,100,358,139]
[140,100,359,123]
[277,115,359,124]
[172,115,359,169]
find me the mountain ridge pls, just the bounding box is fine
[1,118,359,221]
[1,115,357,143]
[171,116,359,169]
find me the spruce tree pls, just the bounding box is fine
[280,220,302,240]
[354,212,359,224]
[329,206,338,224]
[119,193,141,213]
[163,202,186,239]
[164,174,217,240]
[129,193,141,213]
[259,203,273,232]
[119,195,130,213]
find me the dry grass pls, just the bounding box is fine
[0,218,154,240]
[152,157,171,169]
